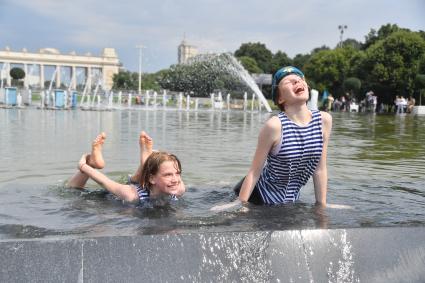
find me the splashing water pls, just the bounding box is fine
[187,53,272,112]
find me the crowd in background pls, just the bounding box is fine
[322,91,417,114]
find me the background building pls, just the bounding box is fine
[0,47,121,90]
[178,38,198,64]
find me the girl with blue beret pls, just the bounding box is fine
[213,66,332,210]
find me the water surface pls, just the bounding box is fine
[0,108,424,239]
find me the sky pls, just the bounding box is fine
[1,0,424,73]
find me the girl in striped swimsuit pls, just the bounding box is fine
[213,66,332,210]
[67,131,185,204]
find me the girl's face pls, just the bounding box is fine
[149,160,182,196]
[277,74,309,106]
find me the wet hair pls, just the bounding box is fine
[140,151,182,190]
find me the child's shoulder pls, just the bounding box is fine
[319,111,333,134]
[265,114,282,127]
[319,111,332,124]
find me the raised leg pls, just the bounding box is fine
[66,132,106,188]
[87,132,106,169]
[129,131,153,183]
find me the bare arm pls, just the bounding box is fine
[238,116,282,202]
[210,117,281,211]
[78,155,140,203]
[313,112,332,206]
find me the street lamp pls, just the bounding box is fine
[136,45,145,95]
[338,25,348,47]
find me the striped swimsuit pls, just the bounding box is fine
[127,176,178,203]
[256,110,323,204]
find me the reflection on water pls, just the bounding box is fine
[0,109,424,239]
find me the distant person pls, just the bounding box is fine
[366,91,374,112]
[407,96,416,113]
[395,96,402,114]
[212,66,332,211]
[341,95,346,112]
[326,94,334,112]
[67,132,185,204]
[333,98,342,112]
[400,96,408,113]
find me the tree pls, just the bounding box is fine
[360,30,425,102]
[292,53,311,71]
[237,56,262,74]
[112,71,137,90]
[415,74,425,105]
[341,38,363,50]
[270,51,292,74]
[344,77,362,99]
[10,67,25,87]
[234,42,273,73]
[304,47,361,97]
[311,45,330,54]
[362,23,408,50]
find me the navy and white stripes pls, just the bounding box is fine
[256,110,323,204]
[135,185,150,201]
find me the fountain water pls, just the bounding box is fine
[186,94,190,110]
[178,92,183,110]
[145,90,150,107]
[153,91,157,108]
[16,92,22,107]
[243,92,248,111]
[210,93,214,110]
[187,53,272,112]
[226,93,230,111]
[107,91,113,110]
[117,91,122,106]
[195,98,199,110]
[128,92,132,108]
[162,90,167,109]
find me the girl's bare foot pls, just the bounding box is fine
[139,131,153,157]
[87,132,106,169]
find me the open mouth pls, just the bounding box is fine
[295,86,304,95]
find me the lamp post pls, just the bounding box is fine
[136,45,145,95]
[338,25,348,47]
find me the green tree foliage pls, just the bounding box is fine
[341,38,363,50]
[10,67,26,80]
[360,30,425,102]
[292,54,311,71]
[9,67,25,87]
[311,45,331,54]
[304,46,361,96]
[112,70,160,91]
[416,74,425,105]
[113,71,138,90]
[362,24,409,50]
[234,42,273,73]
[344,77,362,97]
[415,74,425,89]
[237,56,262,74]
[270,51,292,74]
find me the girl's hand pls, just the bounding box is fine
[78,154,89,172]
[210,199,249,212]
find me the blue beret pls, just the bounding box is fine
[271,66,305,102]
